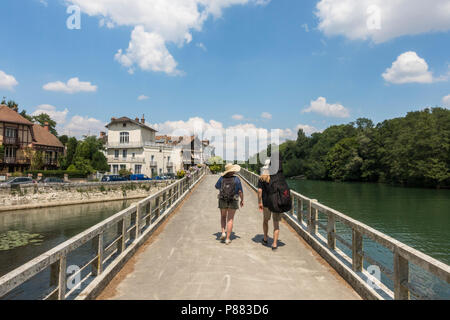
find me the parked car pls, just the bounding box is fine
[101,175,129,182]
[128,174,152,181]
[0,177,34,187]
[38,177,66,184]
[152,176,163,181]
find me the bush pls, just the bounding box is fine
[25,170,88,179]
[177,170,186,178]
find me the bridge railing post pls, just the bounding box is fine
[91,233,104,276]
[394,251,410,300]
[327,213,336,250]
[296,197,301,222]
[135,203,142,240]
[49,255,67,300]
[308,200,318,234]
[117,218,126,254]
[145,200,152,227]
[352,229,363,272]
[155,196,161,218]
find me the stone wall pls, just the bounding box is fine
[0,180,173,210]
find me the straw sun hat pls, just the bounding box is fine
[222,163,241,176]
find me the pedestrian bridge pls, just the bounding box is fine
[0,168,449,300]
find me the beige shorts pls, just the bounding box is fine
[263,207,282,222]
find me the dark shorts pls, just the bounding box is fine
[218,199,239,210]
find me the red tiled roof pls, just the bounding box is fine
[32,124,64,148]
[0,105,34,125]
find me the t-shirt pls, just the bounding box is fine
[215,176,243,195]
[257,179,271,207]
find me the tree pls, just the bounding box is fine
[58,135,69,146]
[91,151,109,172]
[31,151,45,170]
[32,113,58,136]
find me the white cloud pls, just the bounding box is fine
[301,23,309,32]
[196,42,207,51]
[315,0,450,43]
[115,26,181,75]
[138,95,149,101]
[43,77,98,94]
[31,104,105,138]
[68,0,269,75]
[382,52,446,84]
[62,115,105,138]
[295,124,320,136]
[32,105,69,125]
[302,97,350,118]
[261,112,272,120]
[443,95,450,108]
[232,114,244,121]
[151,116,302,161]
[0,70,18,91]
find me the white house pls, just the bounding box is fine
[105,116,205,177]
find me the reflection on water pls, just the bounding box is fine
[0,200,136,278]
[288,179,450,299]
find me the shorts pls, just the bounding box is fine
[263,207,282,222]
[218,198,239,210]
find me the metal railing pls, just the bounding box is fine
[239,168,450,300]
[108,157,145,164]
[3,137,20,145]
[0,167,206,300]
[2,157,30,164]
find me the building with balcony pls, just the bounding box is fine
[105,116,184,177]
[0,105,64,174]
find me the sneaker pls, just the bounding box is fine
[220,233,226,240]
[225,239,231,245]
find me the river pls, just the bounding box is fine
[0,200,136,281]
[288,179,450,299]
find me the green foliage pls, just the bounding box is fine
[32,113,58,136]
[119,168,132,176]
[177,170,186,178]
[0,145,4,159]
[25,169,87,179]
[58,135,69,146]
[265,109,450,188]
[31,151,45,170]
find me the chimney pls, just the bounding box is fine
[135,117,139,122]
[44,122,49,132]
[141,114,145,124]
[111,117,117,121]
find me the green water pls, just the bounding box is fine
[288,179,450,299]
[0,200,136,278]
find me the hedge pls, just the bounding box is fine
[25,170,88,179]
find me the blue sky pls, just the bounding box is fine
[0,0,449,143]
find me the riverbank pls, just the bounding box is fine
[0,180,172,212]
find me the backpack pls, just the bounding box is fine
[219,176,236,202]
[266,171,292,214]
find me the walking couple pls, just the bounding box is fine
[215,162,285,250]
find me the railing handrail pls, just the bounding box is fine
[0,166,206,300]
[238,167,450,300]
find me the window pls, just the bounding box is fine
[135,165,142,174]
[123,123,126,127]
[151,155,154,161]
[122,150,127,158]
[120,165,126,170]
[132,153,135,158]
[5,128,17,138]
[113,165,119,174]
[5,146,16,158]
[114,150,119,159]
[120,132,129,144]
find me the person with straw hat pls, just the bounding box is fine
[215,163,244,245]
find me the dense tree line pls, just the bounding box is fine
[248,108,450,189]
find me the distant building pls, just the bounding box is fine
[105,115,211,176]
[0,105,64,174]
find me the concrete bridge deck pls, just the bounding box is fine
[98,175,361,300]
